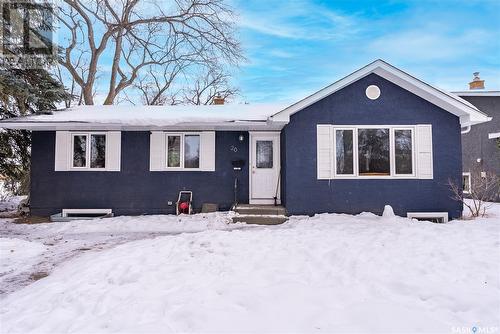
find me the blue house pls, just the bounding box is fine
[1,60,490,220]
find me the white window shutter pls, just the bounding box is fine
[200,131,216,171]
[317,125,333,179]
[150,131,166,171]
[105,132,121,171]
[54,131,70,171]
[416,124,433,179]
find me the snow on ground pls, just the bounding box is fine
[0,239,47,279]
[0,206,499,333]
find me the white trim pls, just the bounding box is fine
[488,132,500,139]
[461,126,471,134]
[0,121,285,131]
[62,208,112,217]
[329,125,417,179]
[270,59,491,127]
[407,212,448,223]
[393,127,416,177]
[150,131,215,172]
[249,131,281,205]
[165,132,202,171]
[69,132,107,171]
[332,127,356,177]
[463,172,471,194]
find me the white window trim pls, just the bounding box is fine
[332,125,416,179]
[407,212,448,223]
[70,132,107,171]
[165,132,201,171]
[463,172,471,194]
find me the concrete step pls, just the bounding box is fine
[234,204,287,216]
[232,215,288,225]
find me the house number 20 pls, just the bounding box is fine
[230,145,238,152]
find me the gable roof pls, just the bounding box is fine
[270,59,491,126]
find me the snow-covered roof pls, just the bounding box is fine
[0,104,289,131]
[270,59,491,126]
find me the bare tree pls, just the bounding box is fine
[134,62,185,105]
[57,0,242,105]
[448,169,500,218]
[183,65,238,105]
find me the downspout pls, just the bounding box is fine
[461,126,471,134]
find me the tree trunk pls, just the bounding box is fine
[103,30,123,105]
[82,85,94,105]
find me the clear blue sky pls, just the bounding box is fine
[233,0,500,104]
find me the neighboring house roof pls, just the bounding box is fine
[452,91,500,97]
[0,59,491,130]
[270,59,491,126]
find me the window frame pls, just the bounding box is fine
[70,132,107,171]
[392,127,416,177]
[165,132,201,171]
[463,172,471,194]
[332,125,416,179]
[333,127,357,177]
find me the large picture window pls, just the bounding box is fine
[358,128,390,176]
[71,133,106,169]
[166,133,200,169]
[333,126,415,178]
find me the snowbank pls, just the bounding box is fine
[1,209,499,333]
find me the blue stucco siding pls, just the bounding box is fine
[281,73,463,218]
[30,131,249,216]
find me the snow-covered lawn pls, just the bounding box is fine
[0,205,499,333]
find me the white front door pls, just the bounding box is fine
[249,132,280,204]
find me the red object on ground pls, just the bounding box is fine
[179,201,189,213]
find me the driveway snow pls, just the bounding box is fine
[0,207,499,333]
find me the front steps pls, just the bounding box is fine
[232,204,288,225]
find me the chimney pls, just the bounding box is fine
[213,95,225,105]
[469,72,485,90]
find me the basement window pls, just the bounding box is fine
[407,212,448,223]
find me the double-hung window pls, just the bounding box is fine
[71,133,106,169]
[329,126,417,178]
[166,133,201,170]
[462,172,471,194]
